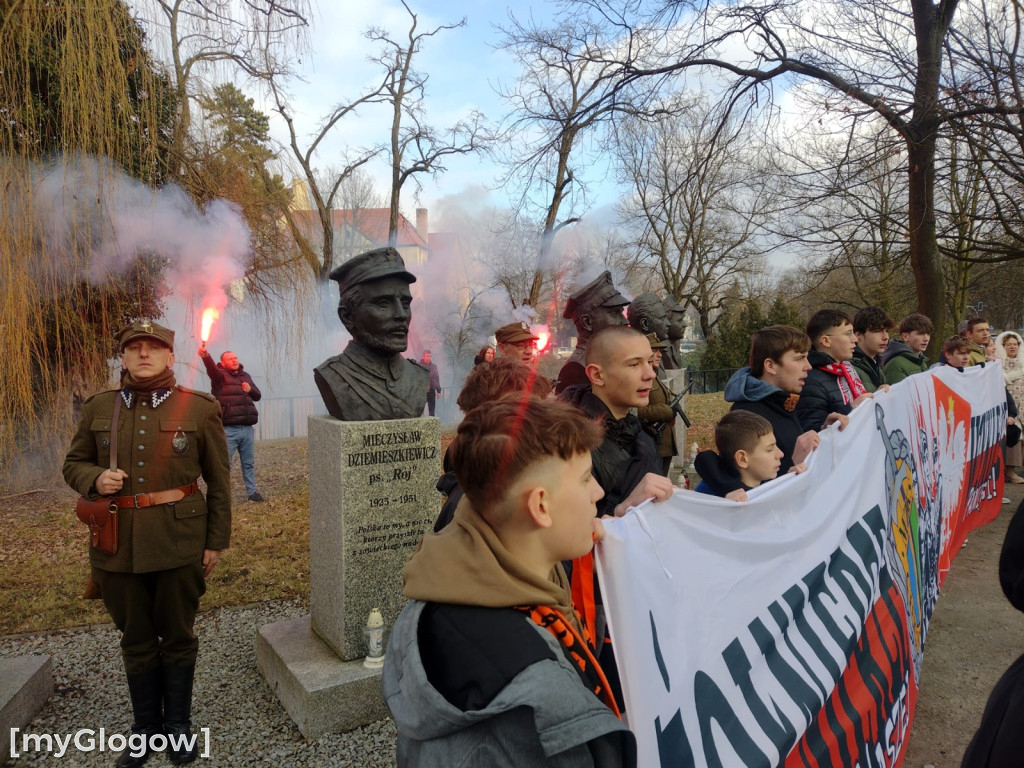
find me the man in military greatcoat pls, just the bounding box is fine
[63,320,231,767]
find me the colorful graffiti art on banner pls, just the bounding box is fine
[596,362,1005,768]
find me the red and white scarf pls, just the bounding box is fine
[818,360,867,405]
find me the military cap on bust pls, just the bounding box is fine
[665,298,686,313]
[495,321,539,345]
[646,332,668,350]
[563,270,630,319]
[118,319,174,351]
[329,247,417,297]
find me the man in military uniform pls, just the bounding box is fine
[555,271,629,394]
[495,321,539,364]
[662,299,686,371]
[314,247,429,421]
[63,320,231,767]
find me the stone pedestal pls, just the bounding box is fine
[259,415,441,736]
[0,655,53,764]
[662,368,688,472]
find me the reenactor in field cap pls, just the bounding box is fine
[555,270,630,394]
[63,318,231,766]
[662,298,686,370]
[314,247,429,421]
[495,321,539,364]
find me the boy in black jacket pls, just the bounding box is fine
[698,325,848,496]
[794,309,873,432]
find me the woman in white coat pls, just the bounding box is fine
[997,330,1024,483]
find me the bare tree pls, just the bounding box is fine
[263,71,388,281]
[495,14,660,308]
[142,0,310,180]
[573,0,1024,355]
[769,124,917,315]
[614,96,770,339]
[367,1,488,246]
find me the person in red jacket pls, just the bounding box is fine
[198,345,264,502]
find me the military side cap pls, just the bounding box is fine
[329,247,417,295]
[563,270,630,319]
[495,321,538,345]
[646,332,668,349]
[118,319,174,351]
[665,298,686,312]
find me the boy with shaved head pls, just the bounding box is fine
[559,325,674,709]
[560,325,673,516]
[383,397,636,766]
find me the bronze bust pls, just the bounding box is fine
[626,293,669,343]
[314,248,429,421]
[662,299,686,370]
[555,271,630,393]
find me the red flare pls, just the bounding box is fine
[200,308,219,343]
[535,327,551,353]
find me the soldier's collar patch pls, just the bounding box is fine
[120,388,172,408]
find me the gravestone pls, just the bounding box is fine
[257,415,441,737]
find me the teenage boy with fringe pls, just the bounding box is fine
[383,397,636,767]
[794,309,873,432]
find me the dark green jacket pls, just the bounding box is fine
[881,341,930,384]
[851,347,886,393]
[63,386,231,573]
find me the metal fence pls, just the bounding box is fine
[685,368,741,395]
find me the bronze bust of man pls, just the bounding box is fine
[627,293,669,342]
[555,270,630,394]
[662,298,686,370]
[314,248,429,421]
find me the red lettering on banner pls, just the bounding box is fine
[784,580,914,768]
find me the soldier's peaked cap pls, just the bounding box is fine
[329,247,417,295]
[495,321,538,344]
[118,319,174,351]
[563,270,629,319]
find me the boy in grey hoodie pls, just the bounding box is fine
[382,396,635,767]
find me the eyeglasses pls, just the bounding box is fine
[824,330,856,339]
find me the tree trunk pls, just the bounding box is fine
[906,137,946,359]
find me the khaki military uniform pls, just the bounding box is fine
[63,385,231,673]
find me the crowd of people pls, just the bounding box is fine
[386,295,1022,767]
[61,284,1018,767]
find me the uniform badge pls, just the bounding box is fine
[172,429,189,455]
[141,319,153,333]
[101,438,109,449]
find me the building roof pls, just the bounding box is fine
[289,208,429,249]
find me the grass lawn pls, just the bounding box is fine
[1,393,726,635]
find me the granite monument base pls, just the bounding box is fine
[308,414,440,661]
[259,414,440,736]
[662,368,688,475]
[256,616,388,740]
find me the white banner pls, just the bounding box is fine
[596,362,1007,768]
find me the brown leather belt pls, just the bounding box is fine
[112,481,200,509]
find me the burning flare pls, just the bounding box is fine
[535,326,550,353]
[200,308,219,343]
